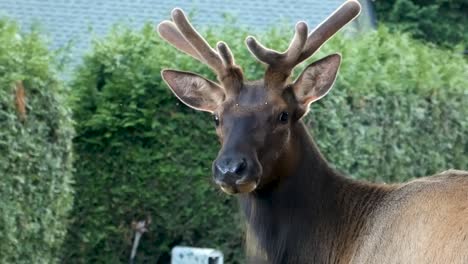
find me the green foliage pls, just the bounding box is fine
[0,19,74,263]
[64,25,245,263]
[66,23,468,263]
[310,27,467,182]
[374,0,468,47]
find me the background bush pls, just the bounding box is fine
[65,23,468,263]
[0,19,74,263]
[374,0,468,47]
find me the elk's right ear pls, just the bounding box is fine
[162,70,225,113]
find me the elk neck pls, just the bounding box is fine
[238,120,393,263]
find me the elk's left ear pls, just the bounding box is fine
[292,53,341,112]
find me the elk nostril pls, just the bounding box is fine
[235,158,247,174]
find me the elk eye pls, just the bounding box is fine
[213,115,220,127]
[278,112,289,124]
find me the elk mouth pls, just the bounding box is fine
[216,177,258,194]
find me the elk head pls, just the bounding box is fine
[158,1,361,194]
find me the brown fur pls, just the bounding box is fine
[158,2,468,263]
[240,121,468,263]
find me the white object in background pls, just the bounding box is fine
[171,246,223,264]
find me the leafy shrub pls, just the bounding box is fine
[65,23,467,263]
[64,25,246,263]
[374,0,468,47]
[0,19,74,263]
[310,27,467,182]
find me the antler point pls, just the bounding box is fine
[344,0,362,14]
[245,36,255,45]
[171,8,184,18]
[156,21,168,31]
[295,21,308,34]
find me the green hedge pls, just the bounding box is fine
[65,23,467,263]
[308,27,467,182]
[374,0,468,47]
[0,19,74,263]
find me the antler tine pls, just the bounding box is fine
[158,8,243,87]
[246,0,361,87]
[246,21,308,68]
[298,0,361,63]
[285,22,309,63]
[217,41,235,67]
[170,8,225,74]
[245,37,278,65]
[157,20,204,63]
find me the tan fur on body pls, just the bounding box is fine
[349,170,468,264]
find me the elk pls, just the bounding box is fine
[157,1,468,263]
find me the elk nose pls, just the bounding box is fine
[215,157,247,176]
[213,156,259,194]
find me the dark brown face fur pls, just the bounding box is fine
[162,54,341,194]
[212,81,299,194]
[159,1,360,196]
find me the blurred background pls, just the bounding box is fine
[0,0,466,263]
[0,0,376,66]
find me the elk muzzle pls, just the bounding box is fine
[213,154,261,194]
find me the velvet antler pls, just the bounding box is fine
[246,0,361,87]
[157,9,243,90]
